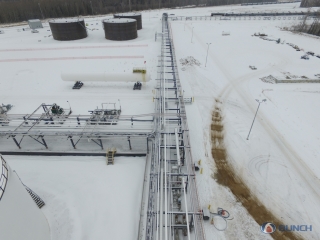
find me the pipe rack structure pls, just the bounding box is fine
[143,13,205,240]
[0,103,155,150]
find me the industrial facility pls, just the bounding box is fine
[49,19,87,41]
[2,1,318,240]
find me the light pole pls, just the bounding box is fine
[90,1,93,15]
[38,3,45,20]
[205,43,211,67]
[191,27,194,43]
[67,101,72,114]
[246,99,266,140]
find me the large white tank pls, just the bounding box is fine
[0,156,50,240]
[61,72,151,82]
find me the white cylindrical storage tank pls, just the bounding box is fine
[0,156,50,240]
[61,72,151,82]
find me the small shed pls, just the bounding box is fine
[28,19,43,29]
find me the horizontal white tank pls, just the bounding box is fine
[61,72,150,82]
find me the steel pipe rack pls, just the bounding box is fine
[143,13,205,240]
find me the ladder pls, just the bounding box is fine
[107,148,116,165]
[25,186,45,208]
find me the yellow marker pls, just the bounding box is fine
[152,97,154,102]
[208,204,211,210]
[200,168,203,174]
[198,159,201,165]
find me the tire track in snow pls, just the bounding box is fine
[189,22,320,199]
[182,22,314,239]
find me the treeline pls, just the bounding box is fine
[0,0,252,24]
[300,0,320,7]
[0,0,190,23]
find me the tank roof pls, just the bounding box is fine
[114,12,141,16]
[103,18,136,23]
[28,19,41,22]
[49,18,84,23]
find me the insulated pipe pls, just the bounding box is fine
[61,72,151,82]
[183,177,191,240]
[159,168,164,240]
[175,128,181,168]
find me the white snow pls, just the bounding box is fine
[169,3,320,239]
[49,19,85,23]
[1,2,320,239]
[103,18,137,23]
[114,13,142,17]
[5,156,146,240]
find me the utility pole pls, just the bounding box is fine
[38,3,45,20]
[191,27,194,43]
[205,43,211,67]
[247,99,266,140]
[90,1,93,15]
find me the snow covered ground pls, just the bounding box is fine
[0,15,161,115]
[169,3,320,239]
[5,156,146,240]
[1,2,320,239]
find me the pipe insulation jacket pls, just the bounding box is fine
[61,72,151,82]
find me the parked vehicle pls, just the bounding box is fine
[301,55,309,60]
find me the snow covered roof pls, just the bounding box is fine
[114,12,141,17]
[49,18,84,23]
[28,19,41,23]
[103,18,136,23]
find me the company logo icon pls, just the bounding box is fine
[261,222,276,234]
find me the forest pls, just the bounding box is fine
[0,0,247,23]
[0,0,319,37]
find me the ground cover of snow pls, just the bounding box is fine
[5,156,146,240]
[1,2,320,239]
[169,3,320,239]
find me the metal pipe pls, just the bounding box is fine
[159,168,163,240]
[61,72,151,82]
[175,128,181,167]
[183,177,191,240]
[156,142,160,240]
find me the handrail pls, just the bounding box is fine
[0,155,9,201]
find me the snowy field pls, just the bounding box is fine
[1,2,320,239]
[5,156,146,240]
[169,3,320,240]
